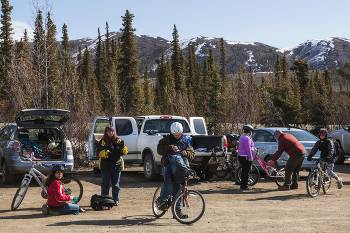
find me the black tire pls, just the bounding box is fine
[61,177,83,203]
[144,153,156,181]
[2,161,14,185]
[273,166,285,187]
[236,164,260,186]
[11,178,30,210]
[322,173,331,193]
[214,163,229,178]
[171,190,205,224]
[152,185,167,218]
[306,169,321,197]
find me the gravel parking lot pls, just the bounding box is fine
[1,161,350,232]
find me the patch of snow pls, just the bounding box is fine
[226,40,255,46]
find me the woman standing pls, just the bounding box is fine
[237,125,254,190]
[97,126,128,206]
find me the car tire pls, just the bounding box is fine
[144,153,156,181]
[2,161,15,185]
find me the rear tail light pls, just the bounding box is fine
[10,141,21,153]
[224,139,228,148]
[66,140,72,152]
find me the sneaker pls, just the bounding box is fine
[157,201,168,210]
[175,210,188,219]
[42,204,49,215]
[278,185,290,191]
[240,186,252,190]
[114,201,119,206]
[337,178,343,189]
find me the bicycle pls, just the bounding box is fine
[152,168,205,224]
[235,148,285,187]
[306,158,331,197]
[213,147,260,186]
[11,156,83,211]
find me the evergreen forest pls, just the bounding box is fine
[1,1,350,165]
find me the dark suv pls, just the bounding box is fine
[0,108,74,184]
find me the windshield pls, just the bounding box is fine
[283,130,318,141]
[143,119,191,133]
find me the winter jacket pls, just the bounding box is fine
[308,138,335,162]
[237,133,254,161]
[47,180,71,208]
[157,134,195,166]
[272,133,306,162]
[97,138,128,172]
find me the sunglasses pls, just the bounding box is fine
[107,130,114,133]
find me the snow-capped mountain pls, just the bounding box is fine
[69,34,350,74]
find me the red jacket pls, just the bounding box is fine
[47,180,71,207]
[272,133,306,162]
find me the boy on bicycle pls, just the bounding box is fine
[156,122,195,219]
[307,129,343,189]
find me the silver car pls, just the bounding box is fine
[251,127,320,170]
[0,108,74,184]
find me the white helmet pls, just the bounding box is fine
[170,122,183,134]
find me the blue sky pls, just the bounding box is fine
[7,0,350,48]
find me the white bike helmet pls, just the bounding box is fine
[170,122,183,134]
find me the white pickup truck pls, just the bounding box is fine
[88,115,228,180]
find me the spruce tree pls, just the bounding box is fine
[219,38,227,88]
[171,24,185,92]
[117,10,142,114]
[143,65,154,115]
[0,0,14,101]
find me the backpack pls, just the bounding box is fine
[90,194,115,211]
[330,139,343,163]
[166,152,189,183]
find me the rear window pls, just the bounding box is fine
[19,115,65,123]
[143,119,190,133]
[283,130,318,141]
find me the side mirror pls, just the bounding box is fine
[344,126,350,132]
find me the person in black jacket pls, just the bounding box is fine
[307,128,343,189]
[97,126,128,206]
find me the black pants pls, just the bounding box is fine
[238,156,252,188]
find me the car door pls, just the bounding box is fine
[252,129,279,161]
[88,117,110,160]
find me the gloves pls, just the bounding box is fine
[119,140,125,148]
[307,157,312,162]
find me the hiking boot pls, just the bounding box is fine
[290,183,298,189]
[42,204,49,215]
[240,186,252,190]
[49,210,60,216]
[278,185,290,191]
[157,201,168,210]
[175,210,188,219]
[337,177,343,189]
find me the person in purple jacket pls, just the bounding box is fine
[237,125,255,190]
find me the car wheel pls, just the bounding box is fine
[144,153,156,181]
[2,161,14,185]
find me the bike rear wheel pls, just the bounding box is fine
[152,185,167,217]
[11,178,30,210]
[61,177,83,203]
[273,166,285,187]
[236,164,260,186]
[214,164,229,178]
[322,173,331,193]
[306,169,321,197]
[172,190,205,224]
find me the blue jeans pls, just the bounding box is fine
[59,203,80,214]
[158,166,182,210]
[101,170,121,202]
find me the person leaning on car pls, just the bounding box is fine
[269,129,306,190]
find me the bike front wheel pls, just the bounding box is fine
[152,185,167,218]
[236,164,260,186]
[273,166,285,187]
[322,173,331,193]
[61,177,83,203]
[306,169,321,197]
[172,190,205,224]
[11,178,30,210]
[214,164,229,178]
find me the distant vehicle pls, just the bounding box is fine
[0,108,74,185]
[251,127,320,170]
[88,115,228,181]
[327,127,348,164]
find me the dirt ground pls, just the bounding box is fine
[1,160,350,233]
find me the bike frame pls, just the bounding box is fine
[253,155,283,178]
[24,166,48,193]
